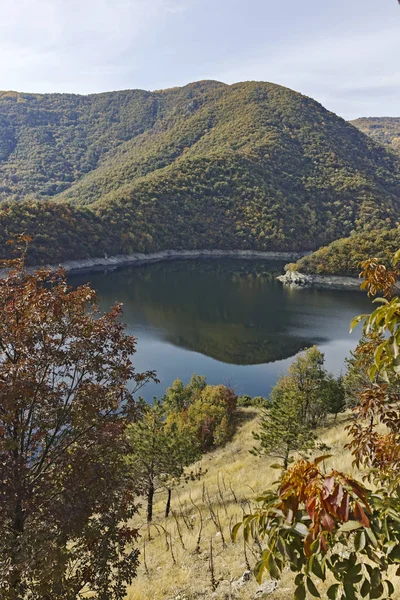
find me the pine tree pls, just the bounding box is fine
[127,401,199,523]
[252,390,315,469]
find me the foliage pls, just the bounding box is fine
[0,241,156,599]
[164,375,237,452]
[238,395,269,407]
[253,347,344,468]
[351,117,400,157]
[252,390,316,469]
[0,82,400,263]
[274,347,344,427]
[127,401,199,523]
[234,250,400,599]
[234,457,400,599]
[290,226,400,277]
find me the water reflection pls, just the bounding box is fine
[70,259,371,400]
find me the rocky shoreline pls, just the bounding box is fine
[277,270,361,291]
[2,249,307,278]
[0,251,363,290]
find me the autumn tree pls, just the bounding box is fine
[164,375,237,452]
[0,246,156,600]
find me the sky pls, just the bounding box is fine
[0,0,399,119]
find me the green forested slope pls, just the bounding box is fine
[0,81,400,264]
[351,117,400,157]
[288,227,400,276]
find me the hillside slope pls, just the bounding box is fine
[125,408,365,600]
[288,226,400,277]
[351,117,400,157]
[0,81,400,263]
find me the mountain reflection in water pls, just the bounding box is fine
[70,259,371,400]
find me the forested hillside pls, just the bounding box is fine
[288,226,400,276]
[0,81,400,263]
[351,117,400,156]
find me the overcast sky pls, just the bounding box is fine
[0,0,399,119]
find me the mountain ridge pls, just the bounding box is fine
[351,117,400,157]
[0,80,399,264]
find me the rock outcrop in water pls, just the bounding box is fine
[277,270,361,290]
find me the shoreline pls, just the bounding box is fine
[3,249,307,278]
[0,251,362,290]
[277,270,361,291]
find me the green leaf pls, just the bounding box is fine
[327,583,341,600]
[360,578,370,598]
[343,581,357,600]
[365,527,378,548]
[384,579,395,597]
[266,552,281,580]
[354,530,366,552]
[294,583,306,600]
[306,577,321,598]
[253,559,265,584]
[338,520,363,532]
[346,564,363,584]
[369,583,384,599]
[349,315,367,332]
[388,543,400,562]
[231,522,242,541]
[370,567,381,589]
[311,556,325,581]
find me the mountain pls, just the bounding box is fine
[0,81,400,264]
[351,117,400,157]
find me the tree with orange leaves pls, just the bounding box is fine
[234,250,400,599]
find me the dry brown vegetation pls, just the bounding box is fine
[125,408,371,600]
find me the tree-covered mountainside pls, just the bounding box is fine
[287,226,400,276]
[0,81,400,263]
[351,117,400,156]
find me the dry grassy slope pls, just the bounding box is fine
[125,408,382,600]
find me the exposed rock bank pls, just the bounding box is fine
[15,249,307,277]
[277,270,361,291]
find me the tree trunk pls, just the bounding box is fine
[147,481,154,523]
[10,498,24,599]
[165,488,172,518]
[283,445,289,470]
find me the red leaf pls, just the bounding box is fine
[330,484,344,509]
[354,501,370,527]
[337,493,350,522]
[320,511,335,532]
[322,476,335,499]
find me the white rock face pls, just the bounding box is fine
[254,579,279,598]
[277,270,361,291]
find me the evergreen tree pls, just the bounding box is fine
[253,347,345,467]
[252,390,316,469]
[127,401,199,523]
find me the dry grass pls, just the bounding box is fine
[125,409,397,600]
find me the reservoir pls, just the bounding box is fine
[70,259,371,401]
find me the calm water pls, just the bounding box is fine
[70,259,371,401]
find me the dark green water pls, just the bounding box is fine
[70,259,371,401]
